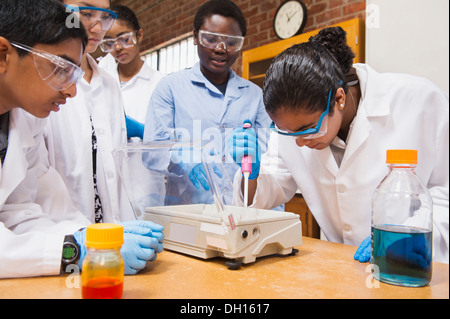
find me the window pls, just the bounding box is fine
[142,35,199,75]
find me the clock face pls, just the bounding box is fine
[274,0,306,39]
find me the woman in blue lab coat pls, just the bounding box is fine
[144,0,271,205]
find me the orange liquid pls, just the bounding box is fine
[82,277,123,299]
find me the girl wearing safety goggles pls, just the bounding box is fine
[229,26,449,265]
[45,1,164,276]
[143,0,272,208]
[98,5,164,138]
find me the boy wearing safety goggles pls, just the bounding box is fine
[0,0,91,278]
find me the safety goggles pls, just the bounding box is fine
[65,4,117,31]
[270,88,332,140]
[198,30,244,52]
[99,32,137,53]
[10,42,84,91]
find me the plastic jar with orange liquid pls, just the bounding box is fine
[82,223,124,299]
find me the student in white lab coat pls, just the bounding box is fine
[1,0,163,279]
[0,0,91,278]
[98,4,164,139]
[45,0,164,274]
[46,0,132,223]
[229,27,449,263]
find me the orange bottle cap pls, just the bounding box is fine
[386,149,418,164]
[85,223,124,249]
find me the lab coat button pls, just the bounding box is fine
[337,185,346,193]
[107,172,114,179]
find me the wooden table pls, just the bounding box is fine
[0,237,448,299]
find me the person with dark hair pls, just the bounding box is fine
[44,0,164,275]
[99,4,164,139]
[144,0,271,205]
[0,0,91,278]
[229,26,449,264]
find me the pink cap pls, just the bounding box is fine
[241,120,253,173]
[241,155,253,173]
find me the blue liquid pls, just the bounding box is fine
[372,225,432,287]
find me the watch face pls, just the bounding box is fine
[62,243,78,262]
[274,0,306,39]
[63,246,76,259]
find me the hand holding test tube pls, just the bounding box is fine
[228,120,261,207]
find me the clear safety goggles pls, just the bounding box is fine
[99,32,137,53]
[10,42,85,91]
[65,4,117,31]
[198,30,244,52]
[270,88,332,140]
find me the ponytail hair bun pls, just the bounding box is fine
[309,26,355,75]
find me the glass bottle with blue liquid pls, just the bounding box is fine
[372,149,433,287]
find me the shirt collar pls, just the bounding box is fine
[354,63,391,117]
[189,62,249,94]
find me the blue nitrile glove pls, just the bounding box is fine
[121,220,164,254]
[120,220,164,275]
[228,121,260,180]
[171,146,223,190]
[385,235,432,271]
[73,228,87,268]
[74,221,164,275]
[354,236,371,262]
[189,163,223,190]
[125,115,145,139]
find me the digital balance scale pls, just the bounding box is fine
[113,141,302,269]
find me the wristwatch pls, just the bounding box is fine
[61,234,80,274]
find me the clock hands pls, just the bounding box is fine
[285,10,298,22]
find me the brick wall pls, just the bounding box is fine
[110,0,366,75]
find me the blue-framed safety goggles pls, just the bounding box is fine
[65,4,117,31]
[270,88,332,140]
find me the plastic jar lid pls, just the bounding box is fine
[386,149,418,164]
[85,223,124,249]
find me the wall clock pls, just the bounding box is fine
[273,0,308,40]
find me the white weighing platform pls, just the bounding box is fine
[145,204,302,269]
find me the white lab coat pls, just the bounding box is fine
[99,53,164,123]
[45,55,134,223]
[235,64,449,263]
[1,108,90,278]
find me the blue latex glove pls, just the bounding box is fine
[73,228,87,268]
[385,235,431,271]
[354,236,371,262]
[189,163,223,190]
[171,147,223,190]
[121,220,164,255]
[74,220,164,275]
[125,115,144,139]
[228,122,260,180]
[121,232,158,275]
[121,220,164,275]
